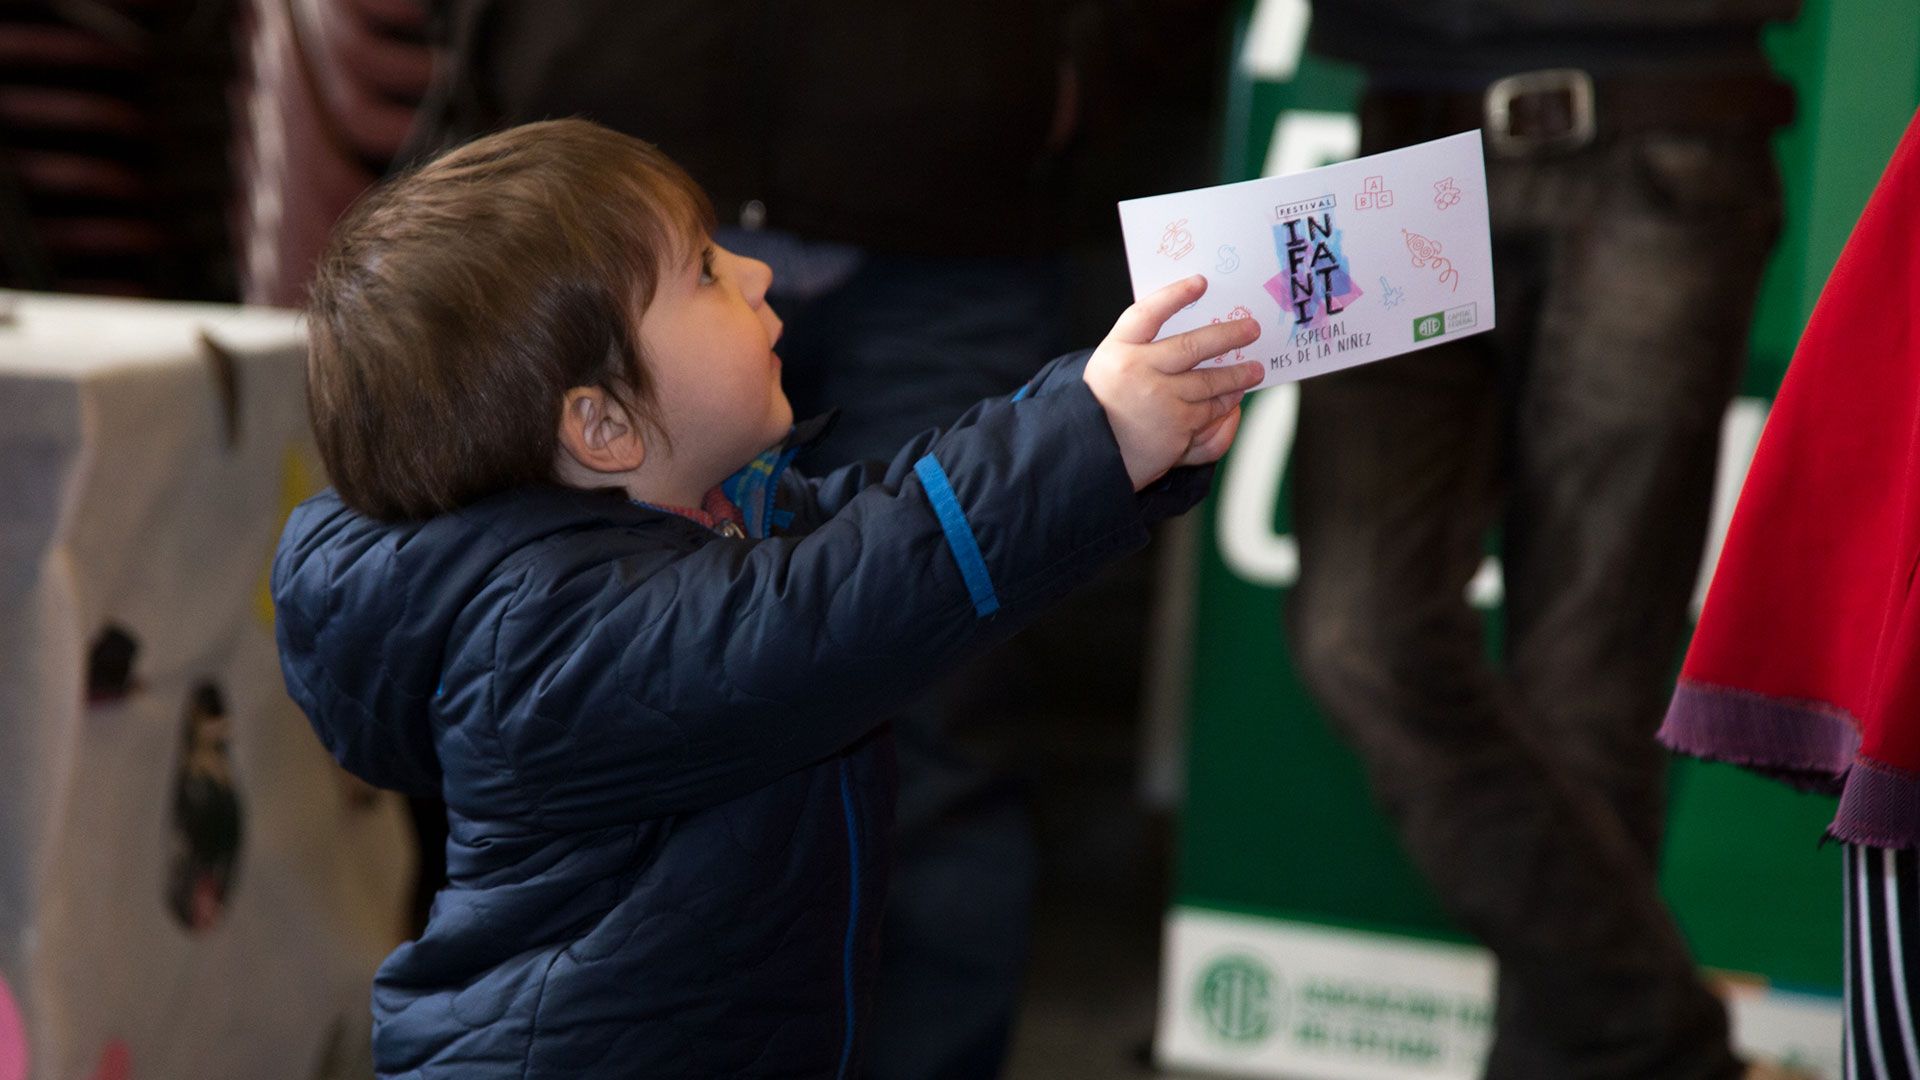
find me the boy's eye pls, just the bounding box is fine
[698,247,716,285]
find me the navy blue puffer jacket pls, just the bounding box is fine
[272,354,1211,1079]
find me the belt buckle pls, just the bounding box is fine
[1484,68,1596,157]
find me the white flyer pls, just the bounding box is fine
[1118,130,1495,388]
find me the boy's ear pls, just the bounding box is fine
[556,387,647,475]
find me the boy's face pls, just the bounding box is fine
[637,240,794,486]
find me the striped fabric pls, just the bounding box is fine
[1845,844,1920,1079]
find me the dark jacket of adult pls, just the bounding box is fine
[409,0,1077,256]
[271,354,1208,1078]
[1312,0,1799,77]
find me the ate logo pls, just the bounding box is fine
[1196,953,1282,1045]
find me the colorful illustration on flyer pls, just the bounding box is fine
[1433,176,1463,210]
[1265,201,1363,329]
[1403,229,1461,293]
[1210,305,1258,362]
[1215,244,1240,273]
[1354,175,1394,210]
[1378,276,1406,308]
[1157,219,1195,261]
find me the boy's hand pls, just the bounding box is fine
[1083,275,1264,491]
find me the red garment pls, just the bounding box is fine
[1661,108,1920,849]
[637,487,746,534]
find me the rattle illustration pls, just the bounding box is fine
[1157,219,1195,261]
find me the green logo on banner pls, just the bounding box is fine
[1196,954,1280,1044]
[1413,312,1446,341]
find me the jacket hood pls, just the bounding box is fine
[270,484,659,797]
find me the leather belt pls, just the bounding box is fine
[1366,69,1796,157]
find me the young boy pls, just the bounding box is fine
[273,119,1260,1079]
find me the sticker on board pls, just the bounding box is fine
[166,683,244,932]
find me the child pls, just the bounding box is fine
[272,118,1261,1079]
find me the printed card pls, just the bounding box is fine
[1117,131,1495,388]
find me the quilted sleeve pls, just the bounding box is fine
[801,349,1210,528]
[489,379,1154,829]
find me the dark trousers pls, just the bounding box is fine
[1287,98,1783,1079]
[743,243,1069,1080]
[1846,844,1920,1079]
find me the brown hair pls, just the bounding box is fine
[306,119,715,521]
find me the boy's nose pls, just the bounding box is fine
[740,255,774,306]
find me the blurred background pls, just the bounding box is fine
[1,1,1917,1078]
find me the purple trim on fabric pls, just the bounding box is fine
[1833,758,1920,851]
[1660,679,1859,794]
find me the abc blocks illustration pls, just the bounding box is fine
[1354,175,1394,211]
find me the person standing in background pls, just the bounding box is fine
[1284,3,1802,1078]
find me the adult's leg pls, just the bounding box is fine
[1502,131,1781,864]
[1484,131,1782,1079]
[1845,843,1920,1080]
[1290,114,1743,1080]
[1292,346,1706,1075]
[1290,330,1741,1080]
